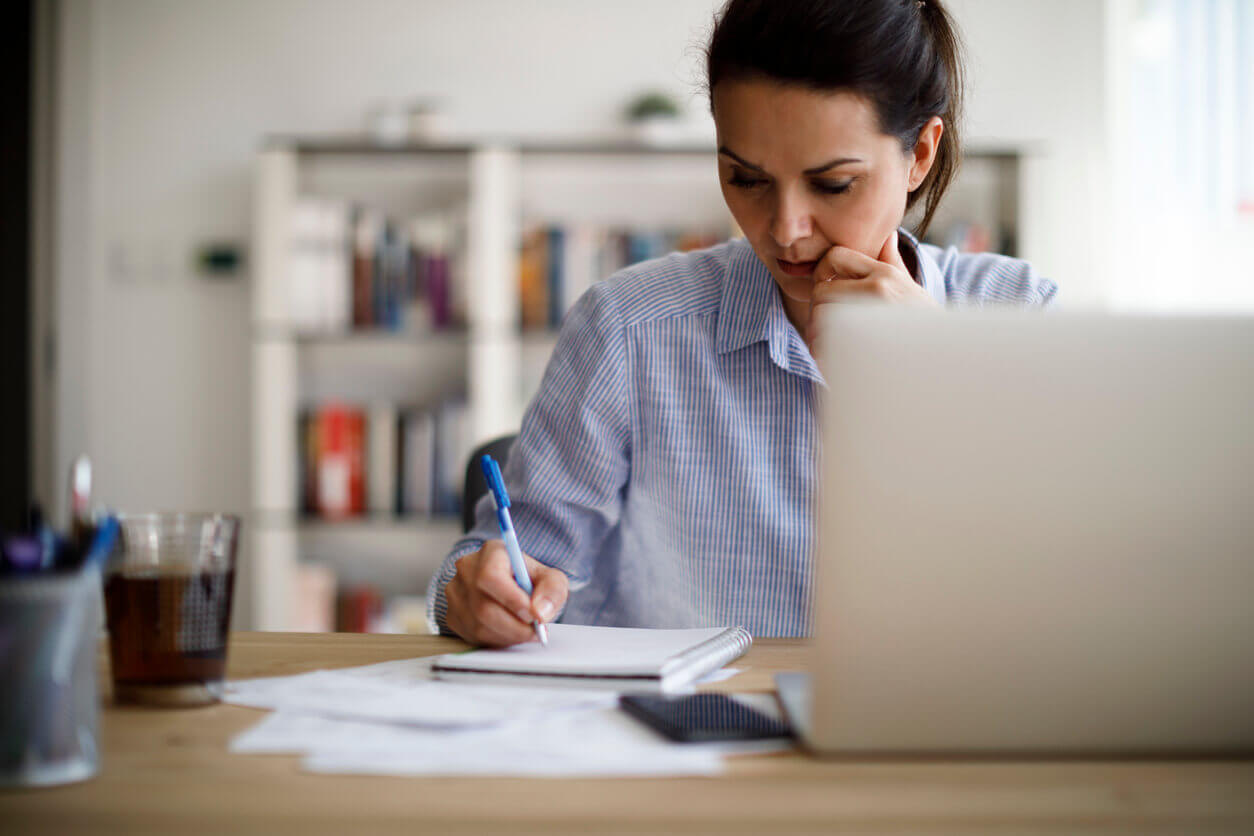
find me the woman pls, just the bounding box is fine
[429,0,1057,646]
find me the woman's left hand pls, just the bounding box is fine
[804,230,936,354]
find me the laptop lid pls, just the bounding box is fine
[809,307,1254,755]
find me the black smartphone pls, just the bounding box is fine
[619,693,793,743]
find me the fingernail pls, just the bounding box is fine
[536,599,555,621]
[515,608,531,623]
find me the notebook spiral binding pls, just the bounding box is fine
[659,626,753,685]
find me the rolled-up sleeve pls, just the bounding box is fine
[426,282,633,634]
[929,245,1059,307]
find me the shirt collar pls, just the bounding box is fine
[714,229,944,378]
[715,239,822,381]
[898,227,947,305]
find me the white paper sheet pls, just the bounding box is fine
[225,655,784,778]
[225,661,615,728]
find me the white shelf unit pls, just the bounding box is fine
[248,140,730,631]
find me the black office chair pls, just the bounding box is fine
[461,434,517,533]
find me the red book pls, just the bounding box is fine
[315,403,365,518]
[352,211,380,327]
[336,585,383,633]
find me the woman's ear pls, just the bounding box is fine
[908,116,944,192]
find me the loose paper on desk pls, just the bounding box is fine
[226,653,767,778]
[226,660,611,728]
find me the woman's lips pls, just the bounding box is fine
[777,258,819,277]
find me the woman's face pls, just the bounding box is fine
[712,78,938,326]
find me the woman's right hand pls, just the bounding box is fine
[443,540,569,647]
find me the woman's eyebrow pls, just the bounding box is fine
[803,157,863,175]
[717,146,764,171]
[717,146,863,175]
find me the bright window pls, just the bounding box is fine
[1108,0,1254,310]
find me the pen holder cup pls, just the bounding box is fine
[0,567,102,788]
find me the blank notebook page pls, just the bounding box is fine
[436,624,740,677]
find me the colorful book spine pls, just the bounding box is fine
[518,227,548,331]
[316,206,464,333]
[517,223,729,331]
[336,585,383,633]
[311,403,366,518]
[367,403,399,516]
[289,198,352,332]
[546,226,565,329]
[300,397,467,520]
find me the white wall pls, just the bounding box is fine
[53,0,725,521]
[50,0,1113,619]
[950,0,1112,306]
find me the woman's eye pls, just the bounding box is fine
[812,180,853,196]
[728,174,767,190]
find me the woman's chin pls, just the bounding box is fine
[776,275,814,302]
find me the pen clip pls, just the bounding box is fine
[480,455,509,510]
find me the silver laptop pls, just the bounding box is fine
[778,307,1254,755]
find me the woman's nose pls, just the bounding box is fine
[769,191,813,248]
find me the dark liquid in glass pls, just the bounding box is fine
[104,569,235,689]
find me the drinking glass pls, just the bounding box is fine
[103,513,240,706]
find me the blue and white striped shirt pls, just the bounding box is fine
[428,229,1057,637]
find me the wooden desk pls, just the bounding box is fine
[2,632,1252,835]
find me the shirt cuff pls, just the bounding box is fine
[425,539,484,636]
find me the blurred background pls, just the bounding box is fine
[5,0,1252,632]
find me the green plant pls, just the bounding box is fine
[625,92,681,122]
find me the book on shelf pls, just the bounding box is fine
[400,410,435,515]
[336,584,385,633]
[304,402,366,519]
[367,403,399,516]
[299,397,468,521]
[517,223,726,331]
[398,399,469,517]
[287,196,464,335]
[292,564,337,632]
[289,199,351,332]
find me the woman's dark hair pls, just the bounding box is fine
[705,0,964,238]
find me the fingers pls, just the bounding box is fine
[444,541,538,647]
[813,244,879,283]
[445,577,534,647]
[475,541,534,623]
[812,274,896,304]
[444,541,571,647]
[813,230,907,284]
[809,231,930,309]
[528,558,570,623]
[877,229,909,275]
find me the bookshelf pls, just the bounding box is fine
[249,140,732,632]
[249,138,1028,633]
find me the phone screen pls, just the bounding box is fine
[619,693,793,742]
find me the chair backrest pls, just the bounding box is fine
[461,434,517,533]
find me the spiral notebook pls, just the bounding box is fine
[431,624,753,693]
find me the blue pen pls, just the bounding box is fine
[81,515,121,573]
[481,455,548,646]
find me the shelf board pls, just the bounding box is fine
[519,329,561,343]
[252,327,469,345]
[266,134,1031,160]
[252,512,463,593]
[252,512,461,532]
[299,515,462,533]
[264,135,716,157]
